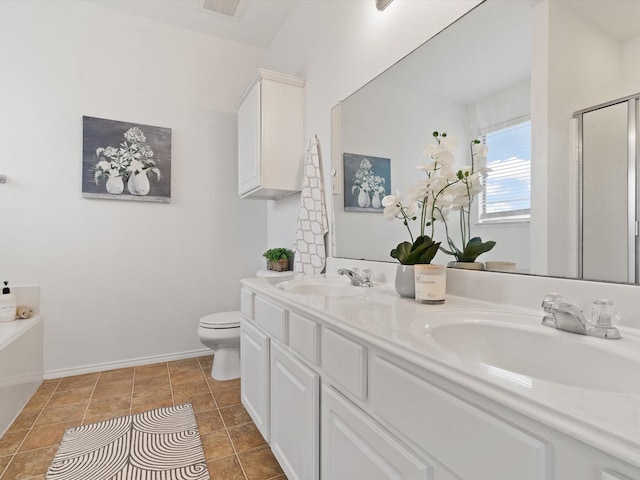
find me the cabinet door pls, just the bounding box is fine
[237,81,261,195]
[240,319,270,441]
[270,341,319,480]
[322,384,432,480]
[370,355,549,480]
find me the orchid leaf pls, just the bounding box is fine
[391,236,440,265]
[457,237,496,262]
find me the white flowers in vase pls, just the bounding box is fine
[352,157,386,208]
[93,127,161,196]
[382,131,496,263]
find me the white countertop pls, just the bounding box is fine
[241,275,640,469]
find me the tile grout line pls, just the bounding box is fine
[129,369,136,416]
[79,375,100,425]
[166,363,176,407]
[200,361,250,480]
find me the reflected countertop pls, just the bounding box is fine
[241,275,640,468]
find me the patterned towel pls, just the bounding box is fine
[294,136,329,275]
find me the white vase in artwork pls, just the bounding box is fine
[357,189,370,208]
[127,171,151,196]
[372,194,381,209]
[105,174,124,195]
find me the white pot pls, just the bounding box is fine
[357,189,370,208]
[394,264,415,298]
[105,175,124,195]
[127,172,150,196]
[447,261,485,270]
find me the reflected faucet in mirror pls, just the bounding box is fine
[338,268,373,287]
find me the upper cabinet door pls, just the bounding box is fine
[237,81,261,196]
[236,69,305,200]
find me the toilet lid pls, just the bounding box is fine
[200,311,241,328]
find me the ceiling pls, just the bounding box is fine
[88,0,297,48]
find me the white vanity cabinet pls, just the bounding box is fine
[240,283,640,480]
[240,288,320,480]
[236,69,305,200]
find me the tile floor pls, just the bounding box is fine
[0,355,286,480]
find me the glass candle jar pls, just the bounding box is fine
[414,264,446,304]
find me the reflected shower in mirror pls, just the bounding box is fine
[331,0,640,284]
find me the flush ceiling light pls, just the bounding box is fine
[376,0,394,11]
[201,0,247,20]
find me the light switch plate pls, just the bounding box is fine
[0,175,6,184]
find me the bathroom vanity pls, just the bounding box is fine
[240,274,640,480]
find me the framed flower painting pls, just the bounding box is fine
[343,153,391,212]
[81,116,172,203]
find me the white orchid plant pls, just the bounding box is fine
[382,131,496,264]
[93,127,161,184]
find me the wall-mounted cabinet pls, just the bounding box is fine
[236,69,305,200]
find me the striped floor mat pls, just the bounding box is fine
[46,403,209,480]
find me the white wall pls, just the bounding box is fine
[0,1,268,376]
[531,0,622,277]
[622,36,640,96]
[262,0,483,253]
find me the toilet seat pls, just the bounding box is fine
[199,311,241,329]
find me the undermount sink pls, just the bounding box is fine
[414,310,640,393]
[276,277,379,297]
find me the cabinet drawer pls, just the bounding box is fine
[254,296,288,343]
[322,384,431,480]
[321,328,366,400]
[289,311,320,365]
[240,288,254,319]
[370,355,549,480]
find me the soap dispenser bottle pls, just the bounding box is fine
[0,281,17,322]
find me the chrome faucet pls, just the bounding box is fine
[338,268,373,287]
[541,293,621,339]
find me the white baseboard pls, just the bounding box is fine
[43,348,212,379]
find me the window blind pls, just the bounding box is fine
[480,120,531,222]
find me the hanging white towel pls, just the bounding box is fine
[294,136,329,275]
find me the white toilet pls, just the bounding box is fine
[198,269,292,381]
[198,311,242,381]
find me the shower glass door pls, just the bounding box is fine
[579,97,637,283]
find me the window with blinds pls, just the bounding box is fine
[479,120,531,222]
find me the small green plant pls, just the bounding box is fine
[263,248,294,272]
[263,248,293,262]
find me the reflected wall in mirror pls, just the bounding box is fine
[331,0,640,284]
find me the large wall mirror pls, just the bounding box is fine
[331,0,640,284]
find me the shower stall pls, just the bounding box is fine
[576,93,639,283]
